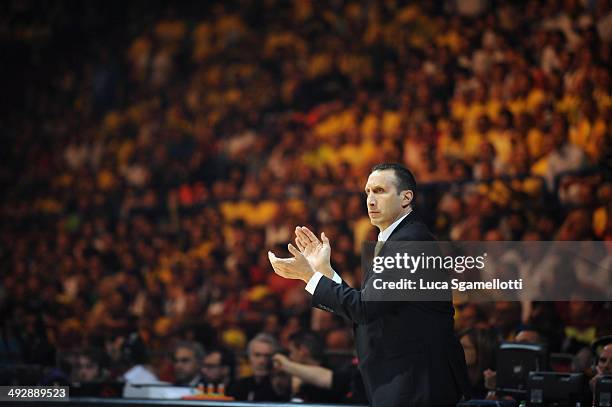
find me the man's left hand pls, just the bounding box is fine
[268,244,315,283]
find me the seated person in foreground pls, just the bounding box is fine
[227,333,288,402]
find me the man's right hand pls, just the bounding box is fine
[483,369,497,390]
[294,226,333,278]
[272,353,291,372]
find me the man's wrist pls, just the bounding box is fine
[283,359,298,376]
[304,272,323,294]
[302,271,315,284]
[317,264,334,279]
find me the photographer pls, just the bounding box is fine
[227,333,288,401]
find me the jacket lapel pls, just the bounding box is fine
[386,210,419,242]
[363,211,419,289]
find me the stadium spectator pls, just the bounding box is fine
[285,330,340,403]
[459,327,498,398]
[72,348,109,384]
[227,333,286,401]
[118,333,162,384]
[590,342,612,391]
[200,347,235,390]
[172,341,205,386]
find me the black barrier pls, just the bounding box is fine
[457,400,516,407]
[496,342,548,396]
[0,398,367,407]
[526,372,588,406]
[594,375,612,407]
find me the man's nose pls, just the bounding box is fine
[367,194,375,207]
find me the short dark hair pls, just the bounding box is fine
[514,327,544,344]
[289,330,325,363]
[77,348,104,366]
[207,347,237,380]
[248,332,281,355]
[371,163,417,200]
[458,327,498,371]
[121,333,149,365]
[174,340,206,362]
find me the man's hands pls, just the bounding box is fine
[272,352,334,390]
[272,353,291,371]
[268,226,333,283]
[268,243,315,283]
[294,227,333,278]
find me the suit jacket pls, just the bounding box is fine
[312,211,471,407]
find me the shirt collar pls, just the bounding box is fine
[377,208,412,242]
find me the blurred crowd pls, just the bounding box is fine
[1,0,611,403]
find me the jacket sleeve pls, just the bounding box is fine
[311,276,397,325]
[312,219,434,324]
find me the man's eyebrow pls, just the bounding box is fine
[365,184,384,192]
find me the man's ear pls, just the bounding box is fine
[401,190,414,208]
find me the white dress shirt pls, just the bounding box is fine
[122,364,164,384]
[305,209,412,294]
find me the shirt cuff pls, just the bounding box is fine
[305,271,342,295]
[305,272,323,295]
[331,271,342,284]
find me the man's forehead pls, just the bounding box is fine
[251,341,273,352]
[177,347,195,356]
[365,170,396,188]
[205,352,222,362]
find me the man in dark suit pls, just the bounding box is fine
[269,163,470,406]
